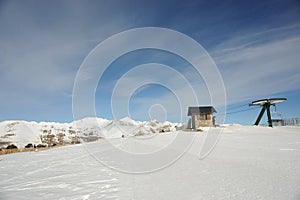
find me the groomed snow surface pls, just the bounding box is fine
[1,124,300,200]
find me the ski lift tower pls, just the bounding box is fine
[249,98,287,127]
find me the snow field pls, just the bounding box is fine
[0,125,299,199]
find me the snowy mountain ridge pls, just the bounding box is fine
[0,117,183,148]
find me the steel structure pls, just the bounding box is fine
[249,98,287,127]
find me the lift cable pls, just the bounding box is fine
[215,106,260,116]
[226,103,250,111]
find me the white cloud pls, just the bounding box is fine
[211,24,300,104]
[0,1,134,109]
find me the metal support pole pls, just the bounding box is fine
[254,106,266,125]
[266,103,273,127]
[250,98,286,127]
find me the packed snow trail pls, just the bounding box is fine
[1,126,300,199]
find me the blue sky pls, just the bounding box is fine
[0,0,300,125]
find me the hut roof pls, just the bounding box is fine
[187,106,216,116]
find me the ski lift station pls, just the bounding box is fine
[187,106,216,129]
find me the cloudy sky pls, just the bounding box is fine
[1,0,300,124]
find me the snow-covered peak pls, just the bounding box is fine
[0,117,183,148]
[117,117,141,126]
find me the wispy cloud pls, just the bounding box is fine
[211,23,300,104]
[94,23,300,122]
[0,1,133,107]
[1,0,300,122]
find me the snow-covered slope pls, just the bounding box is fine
[0,125,299,200]
[0,118,182,148]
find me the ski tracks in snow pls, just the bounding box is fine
[0,144,123,200]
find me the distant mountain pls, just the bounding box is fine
[0,118,183,148]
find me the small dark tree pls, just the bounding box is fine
[37,144,46,148]
[6,144,18,149]
[25,143,33,148]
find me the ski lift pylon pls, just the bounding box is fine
[249,98,287,127]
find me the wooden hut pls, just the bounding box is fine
[187,106,216,129]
